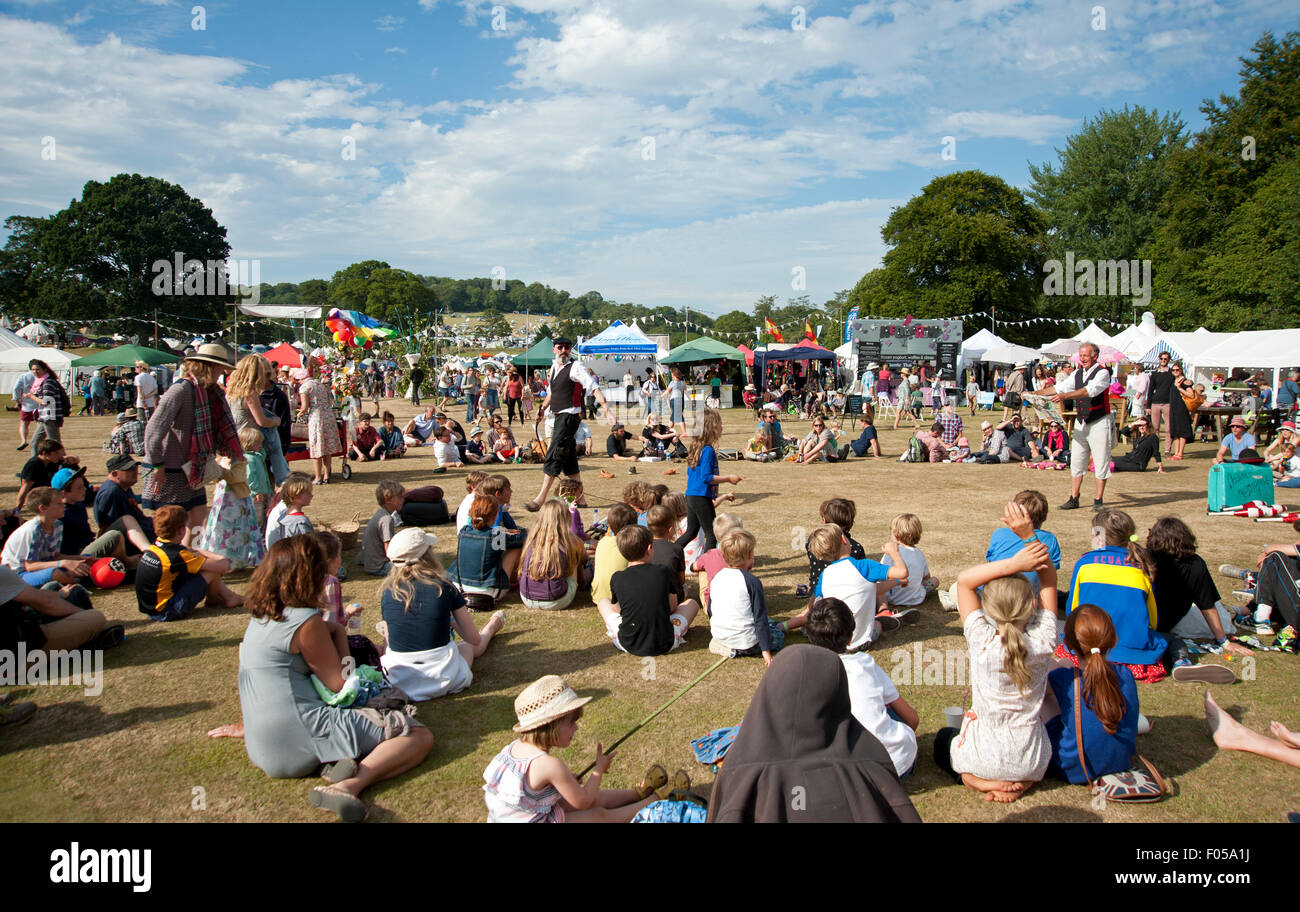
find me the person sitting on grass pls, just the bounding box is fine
[378,527,505,701]
[1040,420,1067,465]
[349,413,385,462]
[92,454,156,555]
[787,498,868,630]
[1042,605,1140,785]
[105,408,145,456]
[136,504,244,620]
[483,675,662,822]
[804,595,919,780]
[745,424,778,462]
[795,417,834,463]
[912,421,950,463]
[606,423,640,462]
[941,491,1062,612]
[1112,417,1165,473]
[597,525,700,657]
[0,563,122,658]
[1205,688,1300,771]
[934,541,1058,803]
[377,411,405,459]
[362,480,406,577]
[647,504,687,605]
[486,416,518,462]
[689,512,744,613]
[1213,416,1256,464]
[402,406,439,447]
[220,535,433,823]
[12,439,79,516]
[847,402,883,458]
[880,513,937,612]
[431,427,464,469]
[706,530,774,666]
[449,495,520,599]
[0,486,97,587]
[1146,516,1248,661]
[787,523,909,647]
[50,467,132,566]
[464,427,494,465]
[265,473,315,550]
[591,502,636,607]
[519,500,590,611]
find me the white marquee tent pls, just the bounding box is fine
[1071,322,1115,347]
[957,328,1007,376]
[0,345,76,394]
[1192,329,1300,393]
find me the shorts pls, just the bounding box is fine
[543,412,582,478]
[143,573,209,622]
[521,577,579,611]
[605,612,688,653]
[19,410,37,422]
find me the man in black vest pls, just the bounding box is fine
[523,337,612,511]
[1051,341,1114,511]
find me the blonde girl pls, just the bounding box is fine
[940,504,1059,802]
[377,527,504,701]
[519,500,589,610]
[675,408,742,554]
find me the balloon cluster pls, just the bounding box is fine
[325,308,398,352]
[327,314,373,350]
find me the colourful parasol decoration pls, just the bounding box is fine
[325,308,398,351]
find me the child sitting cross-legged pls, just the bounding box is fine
[591,503,636,607]
[647,504,687,604]
[706,529,775,666]
[934,541,1059,802]
[689,512,743,613]
[787,497,867,631]
[483,675,664,822]
[804,596,919,779]
[597,525,700,656]
[377,411,406,459]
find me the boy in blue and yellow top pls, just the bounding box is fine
[135,505,243,621]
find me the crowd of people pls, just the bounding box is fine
[2,337,1297,824]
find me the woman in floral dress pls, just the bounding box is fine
[297,363,341,484]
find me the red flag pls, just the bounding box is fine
[764,318,784,343]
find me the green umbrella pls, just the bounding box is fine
[71,344,182,368]
[660,336,744,364]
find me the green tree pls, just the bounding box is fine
[847,170,1047,337]
[1027,106,1188,324]
[476,306,512,339]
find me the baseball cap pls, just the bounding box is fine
[106,454,138,473]
[51,466,87,490]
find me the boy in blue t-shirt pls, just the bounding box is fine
[982,489,1062,592]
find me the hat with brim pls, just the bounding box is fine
[386,528,438,564]
[470,426,485,437]
[122,407,138,419]
[1230,417,1246,428]
[744,384,755,391]
[867,363,880,370]
[106,454,138,473]
[187,342,237,369]
[513,675,593,733]
[981,420,992,430]
[1281,421,1296,433]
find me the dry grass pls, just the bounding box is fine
[1,402,1296,823]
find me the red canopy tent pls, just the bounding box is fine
[265,342,302,368]
[736,344,754,366]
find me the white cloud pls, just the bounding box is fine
[935,110,1077,144]
[375,14,405,31]
[384,46,408,54]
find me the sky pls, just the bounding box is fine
[0,0,1295,316]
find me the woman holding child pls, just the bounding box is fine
[226,355,290,486]
[236,536,433,823]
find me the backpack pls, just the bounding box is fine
[905,435,924,463]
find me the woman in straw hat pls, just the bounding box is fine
[483,675,670,822]
[141,342,243,544]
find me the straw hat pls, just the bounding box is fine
[867,362,880,370]
[187,342,237,369]
[513,675,592,732]
[386,528,438,564]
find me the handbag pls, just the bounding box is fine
[1073,670,1167,802]
[455,544,497,612]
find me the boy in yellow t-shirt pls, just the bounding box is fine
[591,503,637,604]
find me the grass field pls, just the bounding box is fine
[1,401,1296,823]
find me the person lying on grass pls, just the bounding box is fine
[935,541,1058,803]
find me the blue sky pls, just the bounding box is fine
[0,0,1296,315]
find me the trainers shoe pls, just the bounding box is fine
[1172,663,1237,684]
[1060,496,1080,510]
[938,589,958,611]
[1255,622,1274,637]
[886,608,920,625]
[1219,563,1253,581]
[1234,615,1257,633]
[875,614,902,633]
[1092,499,1105,512]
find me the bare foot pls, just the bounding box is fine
[207,723,244,738]
[961,772,1025,795]
[1269,720,1300,749]
[485,610,506,637]
[1204,688,1245,750]
[985,781,1034,803]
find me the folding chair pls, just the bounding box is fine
[876,390,899,421]
[977,391,996,411]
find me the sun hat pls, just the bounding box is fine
[186,342,238,369]
[512,675,593,733]
[122,407,138,419]
[981,420,992,430]
[386,527,438,564]
[867,362,880,370]
[744,384,755,391]
[469,426,485,437]
[1230,416,1246,428]
[1281,420,1296,433]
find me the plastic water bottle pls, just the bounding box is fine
[346,604,362,633]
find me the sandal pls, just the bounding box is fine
[667,768,692,800]
[309,785,367,822]
[320,758,358,783]
[637,763,668,799]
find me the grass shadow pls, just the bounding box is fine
[1138,711,1219,778]
[0,700,215,755]
[999,804,1103,823]
[105,633,244,669]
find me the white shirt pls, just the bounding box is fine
[456,492,475,530]
[134,371,158,408]
[1,518,59,571]
[433,439,460,466]
[574,422,591,444]
[708,567,760,650]
[549,358,600,416]
[814,556,891,651]
[881,544,930,607]
[264,500,290,550]
[841,652,918,778]
[1055,363,1110,398]
[12,372,33,401]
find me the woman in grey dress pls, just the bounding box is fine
[235,536,432,822]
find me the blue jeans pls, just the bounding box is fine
[262,426,290,485]
[20,567,57,586]
[1276,476,1300,488]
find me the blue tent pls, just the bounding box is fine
[577,320,658,356]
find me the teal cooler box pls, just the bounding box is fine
[1207,463,1273,512]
